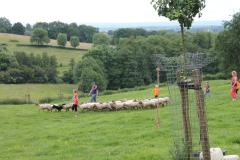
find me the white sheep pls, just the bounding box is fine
[161,97,170,106]
[93,103,112,110]
[79,103,97,110]
[141,99,156,109]
[37,103,53,111]
[37,97,170,112]
[62,103,73,111]
[111,101,125,110]
[123,100,142,109]
[199,148,223,160]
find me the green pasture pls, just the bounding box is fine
[0,84,78,102]
[0,33,91,74]
[0,80,240,159]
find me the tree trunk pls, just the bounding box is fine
[180,23,187,69]
[177,70,193,160]
[180,23,186,53]
[192,69,211,160]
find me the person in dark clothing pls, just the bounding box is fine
[89,82,98,102]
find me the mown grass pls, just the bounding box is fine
[0,80,240,160]
[0,33,92,74]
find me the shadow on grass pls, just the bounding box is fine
[16,44,88,51]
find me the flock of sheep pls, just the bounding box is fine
[37,97,170,112]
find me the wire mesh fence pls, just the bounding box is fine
[153,53,215,160]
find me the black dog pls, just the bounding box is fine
[52,104,63,112]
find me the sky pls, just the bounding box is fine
[1,0,240,24]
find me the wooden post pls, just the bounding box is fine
[155,66,160,128]
[176,70,193,160]
[27,94,31,104]
[156,65,160,86]
[192,69,211,160]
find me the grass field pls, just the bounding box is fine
[0,80,240,159]
[0,84,78,103]
[0,84,165,104]
[0,33,92,74]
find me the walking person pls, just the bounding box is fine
[89,82,98,102]
[230,71,238,101]
[153,85,160,98]
[204,81,211,97]
[72,89,79,112]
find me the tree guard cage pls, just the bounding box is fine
[152,53,215,160]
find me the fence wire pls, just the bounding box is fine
[153,53,214,160]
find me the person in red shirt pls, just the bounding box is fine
[72,90,78,111]
[230,71,238,101]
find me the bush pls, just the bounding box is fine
[93,33,110,46]
[12,22,25,35]
[9,39,19,43]
[70,36,79,48]
[170,143,188,160]
[31,28,49,45]
[78,67,107,93]
[57,33,67,47]
[204,72,228,80]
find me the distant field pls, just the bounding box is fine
[0,33,93,74]
[0,83,166,104]
[0,84,78,103]
[0,33,93,50]
[0,80,240,159]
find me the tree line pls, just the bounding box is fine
[0,17,99,43]
[0,47,58,83]
[63,30,217,92]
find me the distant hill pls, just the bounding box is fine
[0,33,93,75]
[90,20,224,32]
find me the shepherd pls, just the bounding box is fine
[89,82,98,102]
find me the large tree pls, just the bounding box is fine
[12,22,25,35]
[151,0,206,52]
[0,17,12,33]
[25,23,32,36]
[74,57,107,92]
[215,12,240,74]
[78,25,99,43]
[30,28,49,45]
[67,23,79,40]
[33,22,48,31]
[48,21,68,39]
[93,33,110,46]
